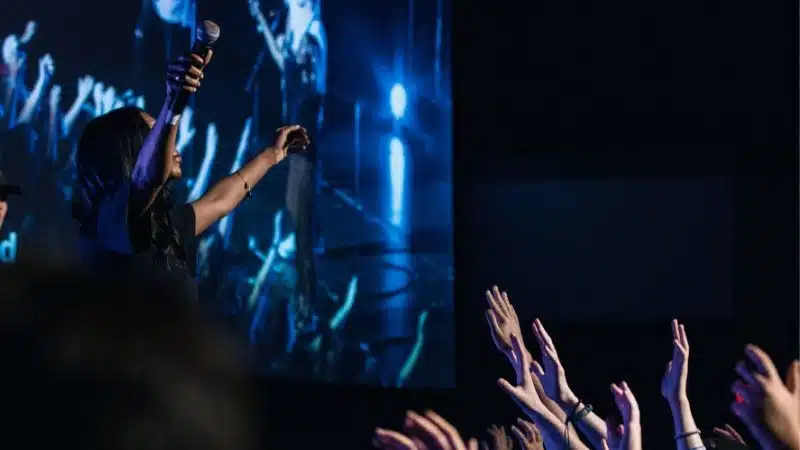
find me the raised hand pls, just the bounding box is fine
[20,21,36,43]
[101,85,116,114]
[49,84,61,111]
[531,319,577,406]
[732,345,800,450]
[497,335,551,418]
[510,419,544,450]
[484,286,523,358]
[272,125,309,163]
[38,53,54,78]
[661,319,690,405]
[76,75,94,100]
[165,51,212,98]
[712,424,746,446]
[604,382,642,450]
[92,82,105,116]
[484,425,513,450]
[375,410,479,450]
[176,106,196,153]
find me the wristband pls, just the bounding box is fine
[675,430,701,440]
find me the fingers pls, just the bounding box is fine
[424,410,466,450]
[724,424,745,443]
[786,360,800,393]
[203,49,214,65]
[500,290,514,316]
[485,310,502,336]
[734,360,760,389]
[375,428,416,450]
[532,319,555,352]
[679,322,689,349]
[600,439,610,450]
[517,418,538,442]
[509,425,526,447]
[492,286,511,316]
[405,411,450,450]
[485,288,503,315]
[744,344,779,380]
[467,439,479,450]
[530,360,545,377]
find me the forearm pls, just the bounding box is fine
[63,96,86,134]
[669,398,703,450]
[203,148,278,215]
[528,408,590,450]
[131,102,176,192]
[17,77,45,124]
[559,396,608,449]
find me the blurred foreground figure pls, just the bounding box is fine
[0,261,259,450]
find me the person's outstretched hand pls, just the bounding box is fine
[482,425,513,450]
[530,319,577,406]
[497,335,552,419]
[712,424,746,446]
[661,319,690,405]
[375,410,479,450]
[732,345,800,450]
[485,286,524,359]
[510,419,544,450]
[602,382,642,450]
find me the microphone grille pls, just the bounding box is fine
[196,20,220,45]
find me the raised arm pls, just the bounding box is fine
[17,53,53,124]
[130,52,207,215]
[531,319,609,449]
[662,320,704,450]
[484,288,589,442]
[189,125,308,236]
[248,0,285,71]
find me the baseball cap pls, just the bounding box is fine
[0,170,22,196]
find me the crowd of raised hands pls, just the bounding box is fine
[374,287,799,450]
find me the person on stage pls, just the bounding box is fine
[248,0,327,333]
[72,50,309,302]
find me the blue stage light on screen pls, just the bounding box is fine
[388,137,406,226]
[390,83,407,120]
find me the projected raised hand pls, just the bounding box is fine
[38,54,54,78]
[63,75,94,134]
[48,84,61,112]
[101,85,116,114]
[75,75,94,99]
[20,21,36,44]
[176,106,196,154]
[187,122,217,202]
[18,53,54,124]
[91,82,104,116]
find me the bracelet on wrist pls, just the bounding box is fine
[675,430,701,440]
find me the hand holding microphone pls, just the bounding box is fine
[166,20,219,122]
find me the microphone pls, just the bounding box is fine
[169,20,220,121]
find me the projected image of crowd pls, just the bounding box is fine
[0,19,429,386]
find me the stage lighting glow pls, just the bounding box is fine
[388,137,406,226]
[390,83,407,119]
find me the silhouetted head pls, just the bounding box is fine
[75,108,181,215]
[74,107,185,267]
[0,261,258,450]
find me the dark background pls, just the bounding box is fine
[1,0,797,446]
[259,0,798,448]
